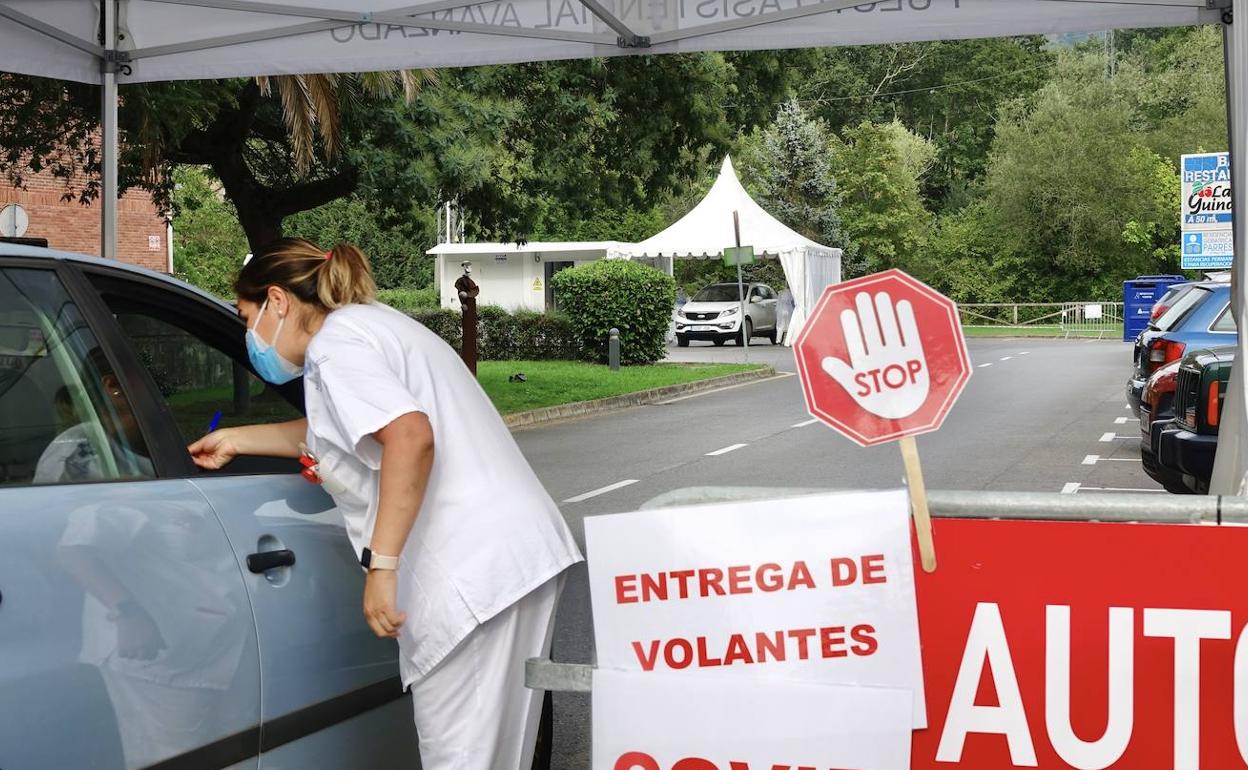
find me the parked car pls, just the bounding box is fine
[1126,281,1234,416]
[1138,358,1189,494]
[1156,345,1235,494]
[675,282,780,347]
[0,244,421,769]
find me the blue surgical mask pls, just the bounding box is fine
[246,299,304,385]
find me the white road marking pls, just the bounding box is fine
[1125,404,1132,409]
[1000,356,1013,361]
[1019,351,1031,355]
[563,479,639,503]
[791,418,819,428]
[1061,482,1081,494]
[1115,417,1130,424]
[978,363,993,368]
[1099,432,1116,442]
[1083,455,1142,465]
[706,443,748,457]
[657,372,795,404]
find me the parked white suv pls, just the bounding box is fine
[675,282,779,347]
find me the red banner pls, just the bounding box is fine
[912,518,1248,769]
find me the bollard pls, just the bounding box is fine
[608,328,620,371]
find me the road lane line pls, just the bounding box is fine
[1083,455,1099,465]
[791,418,819,428]
[1115,417,1130,424]
[978,363,993,368]
[563,479,639,503]
[1099,432,1116,442]
[706,443,748,457]
[1061,482,1081,494]
[1019,351,1031,355]
[1000,356,1013,361]
[1082,455,1142,465]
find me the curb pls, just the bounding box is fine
[503,366,777,430]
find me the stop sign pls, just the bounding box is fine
[794,269,971,447]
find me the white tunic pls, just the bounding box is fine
[301,303,583,686]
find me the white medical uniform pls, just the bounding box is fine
[301,302,583,769]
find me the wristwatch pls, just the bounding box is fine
[360,547,399,571]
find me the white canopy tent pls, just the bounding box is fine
[5,0,1248,492]
[610,156,840,344]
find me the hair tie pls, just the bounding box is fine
[324,249,333,260]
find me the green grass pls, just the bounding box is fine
[478,360,766,415]
[165,384,303,441]
[962,324,1125,339]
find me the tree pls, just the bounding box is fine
[735,99,851,270]
[829,120,934,276]
[170,166,249,298]
[0,73,432,253]
[978,51,1179,300]
[794,37,1054,210]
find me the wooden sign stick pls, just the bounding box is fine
[899,435,937,572]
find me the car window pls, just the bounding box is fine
[1154,286,1209,331]
[108,310,303,447]
[1212,304,1237,332]
[694,285,744,302]
[0,268,154,487]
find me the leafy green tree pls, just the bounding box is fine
[735,99,850,268]
[170,166,249,298]
[795,37,1054,210]
[829,120,934,276]
[979,52,1178,299]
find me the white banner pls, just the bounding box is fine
[592,669,913,770]
[585,489,926,727]
[0,1,1218,85]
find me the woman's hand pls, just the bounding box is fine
[362,570,406,639]
[188,429,241,470]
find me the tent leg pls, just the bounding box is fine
[1212,10,1247,494]
[100,1,119,260]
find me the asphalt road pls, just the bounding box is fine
[517,336,1154,768]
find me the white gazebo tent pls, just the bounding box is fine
[5,0,1248,492]
[610,156,840,345]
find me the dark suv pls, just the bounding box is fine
[1156,346,1234,494]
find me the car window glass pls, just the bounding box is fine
[1154,287,1208,331]
[694,285,744,302]
[0,268,154,487]
[1213,304,1237,332]
[107,310,303,447]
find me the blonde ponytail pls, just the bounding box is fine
[234,237,377,314]
[318,243,377,309]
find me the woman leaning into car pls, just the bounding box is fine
[188,238,582,770]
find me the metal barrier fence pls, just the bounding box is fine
[526,486,1248,694]
[958,302,1124,339]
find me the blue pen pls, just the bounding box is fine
[207,410,223,434]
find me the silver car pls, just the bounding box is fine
[0,244,420,769]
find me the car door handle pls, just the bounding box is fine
[247,549,296,573]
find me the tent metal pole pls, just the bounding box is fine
[1212,5,1248,494]
[101,0,119,260]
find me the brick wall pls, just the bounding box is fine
[0,166,169,272]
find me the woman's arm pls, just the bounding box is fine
[188,417,307,469]
[362,411,435,638]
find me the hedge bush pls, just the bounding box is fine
[549,260,676,365]
[377,287,440,313]
[403,305,580,361]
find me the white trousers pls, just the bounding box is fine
[409,574,563,770]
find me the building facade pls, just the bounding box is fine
[0,165,170,272]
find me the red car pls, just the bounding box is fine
[1139,359,1189,493]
